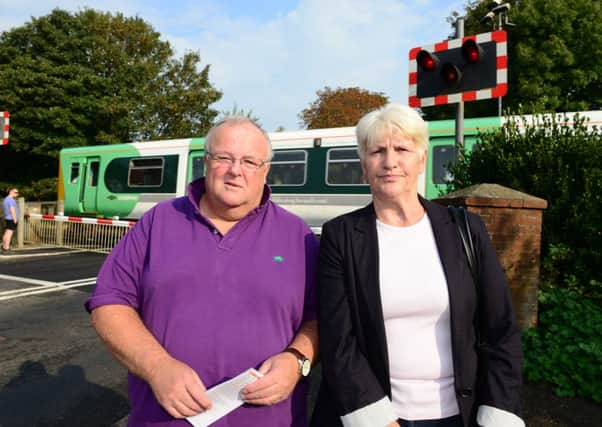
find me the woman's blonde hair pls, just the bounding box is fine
[355,104,428,159]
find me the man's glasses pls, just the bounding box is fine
[206,152,268,172]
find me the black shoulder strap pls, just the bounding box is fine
[448,205,479,284]
[448,205,484,347]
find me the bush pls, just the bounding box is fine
[24,178,58,201]
[523,287,602,402]
[543,243,602,301]
[449,111,602,295]
[0,178,58,201]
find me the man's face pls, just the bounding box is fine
[203,122,270,216]
[9,189,18,198]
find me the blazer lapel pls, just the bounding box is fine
[421,198,466,344]
[350,204,391,390]
[422,198,462,288]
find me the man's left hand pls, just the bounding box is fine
[241,352,300,406]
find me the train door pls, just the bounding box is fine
[187,150,205,183]
[426,137,483,199]
[426,140,456,199]
[81,157,100,213]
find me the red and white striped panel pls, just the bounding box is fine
[1,111,9,146]
[28,213,136,228]
[408,30,507,108]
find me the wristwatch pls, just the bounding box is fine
[284,347,311,377]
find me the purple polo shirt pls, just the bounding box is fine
[86,178,319,427]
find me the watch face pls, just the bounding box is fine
[301,359,311,377]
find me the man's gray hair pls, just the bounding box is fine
[205,116,273,160]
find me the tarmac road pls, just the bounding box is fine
[0,249,130,427]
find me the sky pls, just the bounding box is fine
[0,0,466,131]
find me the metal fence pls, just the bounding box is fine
[23,213,321,254]
[25,214,135,253]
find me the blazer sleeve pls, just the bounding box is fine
[470,213,524,426]
[317,220,397,427]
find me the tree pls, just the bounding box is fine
[299,86,388,129]
[423,0,602,120]
[0,8,221,182]
[218,103,262,126]
[449,112,602,297]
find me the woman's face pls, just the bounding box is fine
[361,130,426,202]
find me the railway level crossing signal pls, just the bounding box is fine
[1,112,9,146]
[409,30,507,108]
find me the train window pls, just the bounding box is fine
[326,148,366,185]
[105,155,178,193]
[70,163,80,184]
[191,157,205,181]
[89,161,99,187]
[128,158,164,187]
[432,145,456,184]
[267,150,307,186]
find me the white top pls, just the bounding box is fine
[377,213,460,420]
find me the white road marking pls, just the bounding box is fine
[0,274,97,301]
[0,274,58,287]
[0,248,88,259]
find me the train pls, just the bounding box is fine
[58,111,601,228]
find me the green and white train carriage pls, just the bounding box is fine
[58,111,600,228]
[59,138,207,220]
[58,117,502,228]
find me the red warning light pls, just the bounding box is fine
[417,50,438,71]
[462,39,482,63]
[441,63,461,86]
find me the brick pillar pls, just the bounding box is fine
[434,183,547,330]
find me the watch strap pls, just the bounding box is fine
[284,347,306,361]
[284,347,310,376]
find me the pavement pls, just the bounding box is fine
[0,245,85,260]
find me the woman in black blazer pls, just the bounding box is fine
[311,104,524,427]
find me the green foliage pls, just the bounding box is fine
[543,244,602,301]
[523,287,602,402]
[425,0,602,120]
[0,8,221,181]
[0,178,58,201]
[299,86,388,129]
[449,112,602,291]
[218,103,262,126]
[22,178,58,201]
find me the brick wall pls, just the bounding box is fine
[435,184,547,330]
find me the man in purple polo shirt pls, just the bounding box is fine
[86,116,319,426]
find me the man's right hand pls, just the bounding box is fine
[147,355,212,418]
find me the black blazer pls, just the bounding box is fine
[311,197,523,427]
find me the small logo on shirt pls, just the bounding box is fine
[273,255,284,263]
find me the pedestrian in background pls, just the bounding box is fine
[2,187,19,254]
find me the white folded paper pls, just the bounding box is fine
[186,368,263,427]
